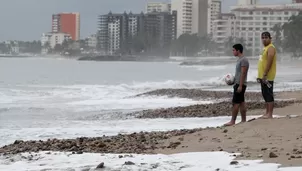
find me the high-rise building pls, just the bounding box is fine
[213,2,302,56]
[97,12,176,55]
[52,13,80,41]
[144,11,177,48]
[212,13,236,55]
[146,2,171,13]
[172,0,209,38]
[208,0,222,34]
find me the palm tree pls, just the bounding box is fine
[224,36,235,56]
[272,23,282,52]
[282,12,302,57]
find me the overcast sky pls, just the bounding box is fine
[0,0,291,41]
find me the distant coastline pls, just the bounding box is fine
[0,54,34,58]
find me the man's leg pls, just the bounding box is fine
[261,81,274,119]
[260,82,269,118]
[240,85,247,123]
[267,102,274,118]
[224,103,240,126]
[224,84,241,126]
[240,102,247,123]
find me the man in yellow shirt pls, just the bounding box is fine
[257,32,277,119]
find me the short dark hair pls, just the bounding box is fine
[261,31,271,39]
[233,44,243,53]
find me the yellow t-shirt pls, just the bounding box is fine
[258,43,277,81]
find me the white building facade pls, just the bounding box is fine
[146,2,171,13]
[208,0,222,34]
[212,13,236,55]
[172,0,209,38]
[108,18,121,55]
[85,34,97,48]
[40,32,71,54]
[213,1,302,56]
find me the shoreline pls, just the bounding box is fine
[1,90,302,168]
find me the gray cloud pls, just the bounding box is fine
[0,0,290,41]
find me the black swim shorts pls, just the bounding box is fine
[232,84,247,104]
[261,81,274,102]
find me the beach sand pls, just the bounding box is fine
[153,91,302,167]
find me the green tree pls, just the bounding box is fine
[170,33,201,56]
[199,34,217,56]
[0,42,10,54]
[223,37,252,56]
[224,36,236,56]
[272,23,282,52]
[54,44,63,53]
[282,12,302,57]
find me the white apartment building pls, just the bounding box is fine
[172,0,209,38]
[208,0,222,34]
[237,0,258,6]
[41,32,71,54]
[213,1,302,56]
[212,13,236,55]
[146,2,171,13]
[85,34,97,48]
[128,14,139,37]
[108,18,121,55]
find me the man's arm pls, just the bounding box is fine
[264,46,275,76]
[239,66,248,87]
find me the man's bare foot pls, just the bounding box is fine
[224,121,235,126]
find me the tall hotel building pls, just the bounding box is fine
[52,13,80,41]
[213,0,302,56]
[171,0,221,38]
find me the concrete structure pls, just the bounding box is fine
[237,0,258,6]
[41,32,71,49]
[98,12,128,54]
[172,0,209,38]
[213,1,302,56]
[85,34,98,48]
[4,41,19,54]
[208,0,222,34]
[146,2,171,13]
[52,13,80,41]
[212,13,236,55]
[145,11,177,48]
[97,12,176,55]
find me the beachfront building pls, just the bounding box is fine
[40,32,71,54]
[52,13,80,41]
[97,11,176,55]
[146,2,171,13]
[171,0,221,38]
[85,34,98,48]
[212,1,302,56]
[208,0,222,34]
[212,13,236,55]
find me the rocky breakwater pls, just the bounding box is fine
[131,100,300,119]
[0,129,204,155]
[135,89,264,101]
